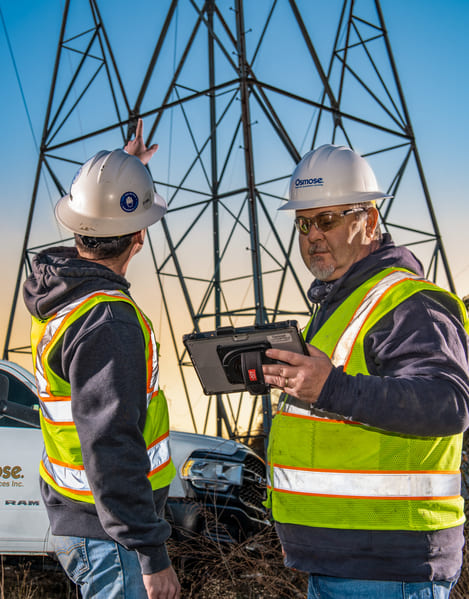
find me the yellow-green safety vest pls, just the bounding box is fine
[266,268,469,531]
[31,289,176,503]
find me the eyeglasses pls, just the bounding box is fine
[294,208,368,235]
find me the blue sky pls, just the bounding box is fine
[1,0,469,430]
[1,1,468,290]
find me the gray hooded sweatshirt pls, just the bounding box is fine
[23,246,172,575]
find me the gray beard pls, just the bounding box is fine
[308,261,335,281]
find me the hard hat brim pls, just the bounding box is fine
[278,191,393,211]
[55,191,167,237]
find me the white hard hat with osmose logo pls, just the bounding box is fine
[280,144,392,211]
[55,149,167,236]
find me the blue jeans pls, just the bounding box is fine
[52,535,147,599]
[307,575,455,599]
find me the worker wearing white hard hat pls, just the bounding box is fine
[55,148,167,238]
[23,120,181,599]
[262,144,469,599]
[280,144,392,282]
[281,143,392,210]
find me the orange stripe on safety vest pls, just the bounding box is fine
[41,416,74,427]
[148,458,171,477]
[276,411,361,426]
[148,430,170,450]
[48,456,85,470]
[41,396,71,402]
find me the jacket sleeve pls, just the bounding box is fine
[62,301,172,574]
[315,290,469,436]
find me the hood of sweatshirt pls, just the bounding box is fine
[23,246,131,320]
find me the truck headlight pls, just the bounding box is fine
[181,458,243,492]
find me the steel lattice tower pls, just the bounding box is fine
[3,0,456,444]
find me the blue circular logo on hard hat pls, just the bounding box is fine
[120,192,139,213]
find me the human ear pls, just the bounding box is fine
[134,229,146,245]
[365,206,379,237]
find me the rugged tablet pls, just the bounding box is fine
[183,320,307,395]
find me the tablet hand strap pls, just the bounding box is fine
[241,350,268,395]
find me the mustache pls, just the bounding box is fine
[308,243,328,255]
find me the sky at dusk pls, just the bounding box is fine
[1,0,468,432]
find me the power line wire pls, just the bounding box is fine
[0,5,39,151]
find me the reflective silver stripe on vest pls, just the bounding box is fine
[280,401,311,416]
[42,436,171,494]
[42,449,90,493]
[41,398,73,423]
[331,270,422,366]
[148,435,171,472]
[280,388,352,421]
[147,324,159,402]
[271,465,461,498]
[281,400,348,422]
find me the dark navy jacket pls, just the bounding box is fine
[277,234,469,581]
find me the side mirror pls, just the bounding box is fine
[0,373,40,428]
[0,373,9,414]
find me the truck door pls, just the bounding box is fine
[0,364,51,555]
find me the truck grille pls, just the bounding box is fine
[239,454,267,516]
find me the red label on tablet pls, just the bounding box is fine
[248,369,257,381]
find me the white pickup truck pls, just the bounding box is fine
[0,360,268,555]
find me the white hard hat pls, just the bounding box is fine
[55,149,167,236]
[280,144,392,211]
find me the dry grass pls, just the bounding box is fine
[167,525,307,598]
[3,523,469,598]
[0,527,306,599]
[0,556,77,598]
